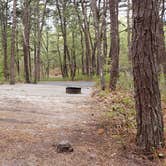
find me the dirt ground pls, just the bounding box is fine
[0,82,159,166]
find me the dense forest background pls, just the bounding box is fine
[3,0,165,91]
[0,0,132,87]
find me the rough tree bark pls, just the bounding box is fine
[33,0,38,83]
[127,0,131,61]
[34,0,48,83]
[57,31,63,76]
[23,0,30,83]
[10,0,17,85]
[16,27,20,79]
[109,0,119,90]
[0,1,9,80]
[71,31,77,81]
[132,0,164,151]
[46,30,50,79]
[80,29,85,75]
[73,1,85,75]
[91,0,106,90]
[81,0,92,76]
[56,0,69,78]
[102,4,108,64]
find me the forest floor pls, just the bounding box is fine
[0,82,164,166]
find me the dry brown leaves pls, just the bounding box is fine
[92,88,166,164]
[92,89,136,137]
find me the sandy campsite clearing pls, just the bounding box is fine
[0,82,156,166]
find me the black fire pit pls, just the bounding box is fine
[66,87,81,94]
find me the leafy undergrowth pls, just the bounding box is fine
[92,89,136,136]
[92,88,166,165]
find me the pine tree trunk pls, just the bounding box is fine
[10,0,17,85]
[80,29,85,75]
[132,0,164,151]
[109,0,119,90]
[16,28,20,79]
[63,19,69,78]
[81,1,91,76]
[35,0,48,82]
[57,31,63,77]
[23,0,30,83]
[127,0,131,61]
[91,0,106,90]
[0,1,9,80]
[33,3,37,84]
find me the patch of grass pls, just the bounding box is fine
[40,77,69,82]
[95,71,133,91]
[41,73,97,82]
[97,89,110,97]
[118,73,133,90]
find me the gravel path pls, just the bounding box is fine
[0,82,103,166]
[0,82,95,128]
